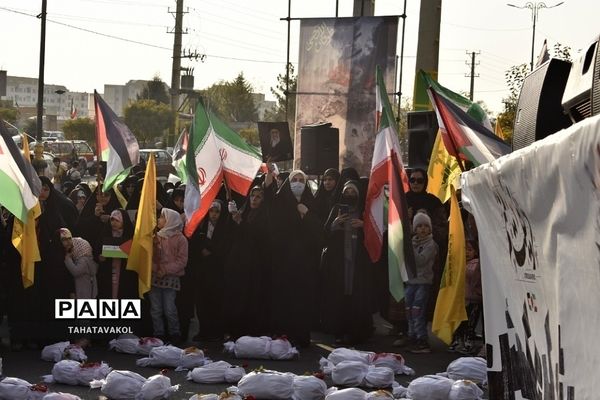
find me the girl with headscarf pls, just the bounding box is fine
[75,184,121,258]
[188,200,229,341]
[69,188,88,214]
[150,208,188,343]
[264,168,323,347]
[222,186,271,339]
[313,168,340,224]
[321,180,374,344]
[60,228,98,299]
[97,208,136,299]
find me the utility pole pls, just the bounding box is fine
[353,0,375,16]
[36,0,47,142]
[169,0,187,147]
[466,51,480,101]
[413,0,442,110]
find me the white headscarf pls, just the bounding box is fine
[157,208,183,238]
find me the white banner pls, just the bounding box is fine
[461,115,600,400]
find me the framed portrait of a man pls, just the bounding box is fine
[258,121,293,162]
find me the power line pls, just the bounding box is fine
[0,6,293,64]
[443,21,530,32]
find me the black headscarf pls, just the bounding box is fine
[38,176,78,232]
[333,167,360,204]
[313,168,340,223]
[405,167,443,217]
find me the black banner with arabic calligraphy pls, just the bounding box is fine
[295,16,398,176]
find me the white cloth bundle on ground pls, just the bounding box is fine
[448,380,484,400]
[446,357,487,384]
[327,348,375,366]
[331,361,369,387]
[407,375,455,400]
[223,336,299,360]
[187,387,242,400]
[291,375,327,400]
[320,348,413,377]
[90,370,147,399]
[237,370,295,399]
[42,394,82,400]
[363,366,395,388]
[371,353,414,376]
[44,360,111,386]
[324,387,368,400]
[41,342,87,363]
[0,377,48,400]
[187,361,245,384]
[391,382,408,398]
[140,374,179,400]
[109,335,164,355]
[365,390,394,399]
[136,345,209,370]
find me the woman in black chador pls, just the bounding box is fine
[222,186,271,339]
[321,180,374,344]
[189,199,229,341]
[264,169,322,347]
[313,168,340,224]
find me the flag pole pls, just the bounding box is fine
[93,91,103,185]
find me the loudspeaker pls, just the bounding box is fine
[300,122,339,175]
[407,111,438,168]
[562,38,600,122]
[512,58,572,151]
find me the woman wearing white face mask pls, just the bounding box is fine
[263,168,323,348]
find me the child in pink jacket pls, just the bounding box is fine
[149,208,188,343]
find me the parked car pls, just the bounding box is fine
[33,140,97,174]
[139,149,176,178]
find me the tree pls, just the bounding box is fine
[62,117,95,142]
[24,119,38,137]
[264,63,297,124]
[202,72,257,123]
[124,100,173,147]
[138,75,170,105]
[239,127,260,147]
[0,107,17,123]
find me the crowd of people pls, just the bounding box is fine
[0,159,482,355]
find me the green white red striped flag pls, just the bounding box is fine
[183,101,262,237]
[94,91,140,192]
[364,66,415,301]
[0,119,41,223]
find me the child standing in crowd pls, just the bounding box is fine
[150,208,188,344]
[406,211,439,353]
[449,239,483,354]
[60,228,98,299]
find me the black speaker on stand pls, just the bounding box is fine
[300,122,339,175]
[512,58,572,151]
[407,111,438,168]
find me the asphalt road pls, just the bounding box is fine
[0,329,468,400]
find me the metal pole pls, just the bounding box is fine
[170,0,184,147]
[530,6,537,71]
[396,0,407,125]
[469,52,475,100]
[36,0,47,141]
[335,0,339,17]
[285,0,291,121]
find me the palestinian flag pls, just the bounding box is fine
[364,66,415,302]
[427,88,511,167]
[183,100,262,237]
[94,91,140,191]
[0,119,41,223]
[172,127,188,181]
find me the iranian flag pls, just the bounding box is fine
[172,126,188,182]
[94,91,140,191]
[0,119,41,223]
[183,101,262,237]
[364,66,415,301]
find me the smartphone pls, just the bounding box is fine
[339,204,349,215]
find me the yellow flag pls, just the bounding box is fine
[113,185,128,208]
[427,131,461,204]
[12,134,41,288]
[127,154,156,298]
[495,118,506,140]
[432,186,467,344]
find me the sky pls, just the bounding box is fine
[0,0,598,115]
